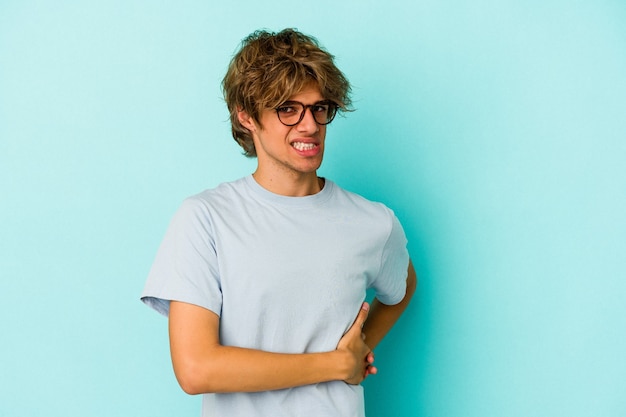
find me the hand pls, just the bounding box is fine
[336,302,377,384]
[364,349,378,378]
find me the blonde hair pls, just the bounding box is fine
[222,28,352,157]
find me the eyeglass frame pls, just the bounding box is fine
[274,100,338,127]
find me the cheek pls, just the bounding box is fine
[319,126,327,140]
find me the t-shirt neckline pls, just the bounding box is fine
[244,174,334,207]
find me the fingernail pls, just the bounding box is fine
[362,302,369,311]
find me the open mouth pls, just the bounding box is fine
[291,142,317,151]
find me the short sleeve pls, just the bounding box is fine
[140,197,222,317]
[370,212,410,305]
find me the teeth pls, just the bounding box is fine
[292,142,316,151]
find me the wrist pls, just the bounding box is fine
[329,348,356,382]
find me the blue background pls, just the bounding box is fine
[1,1,625,416]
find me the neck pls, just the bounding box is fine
[252,171,323,197]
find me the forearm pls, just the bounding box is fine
[169,300,371,395]
[172,344,347,394]
[362,260,417,350]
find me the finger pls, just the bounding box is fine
[356,302,369,328]
[366,352,375,364]
[364,364,378,379]
[346,302,370,337]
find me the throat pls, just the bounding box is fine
[252,172,324,196]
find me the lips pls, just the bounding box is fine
[291,142,317,151]
[290,140,322,157]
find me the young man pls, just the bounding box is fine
[141,28,417,417]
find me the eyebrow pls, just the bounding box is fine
[281,99,331,105]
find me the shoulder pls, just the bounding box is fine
[167,177,251,230]
[329,181,395,218]
[326,181,400,236]
[183,177,249,209]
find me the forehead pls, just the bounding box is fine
[286,83,324,103]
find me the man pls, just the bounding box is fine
[141,28,417,417]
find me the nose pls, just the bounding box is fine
[296,107,319,133]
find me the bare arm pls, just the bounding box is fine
[362,259,417,351]
[168,301,373,394]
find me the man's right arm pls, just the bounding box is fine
[168,301,373,394]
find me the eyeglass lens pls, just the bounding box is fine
[276,101,337,126]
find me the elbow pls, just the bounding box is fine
[176,368,204,395]
[178,377,203,396]
[174,361,218,395]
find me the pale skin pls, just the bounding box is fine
[168,84,417,395]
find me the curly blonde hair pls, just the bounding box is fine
[222,28,352,157]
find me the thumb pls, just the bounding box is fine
[353,302,370,330]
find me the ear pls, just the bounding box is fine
[237,109,257,132]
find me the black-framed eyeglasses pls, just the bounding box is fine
[275,100,338,126]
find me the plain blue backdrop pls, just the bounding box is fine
[1,1,625,416]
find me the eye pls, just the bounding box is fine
[312,104,329,113]
[276,105,298,114]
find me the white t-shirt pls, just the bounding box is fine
[141,175,409,417]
